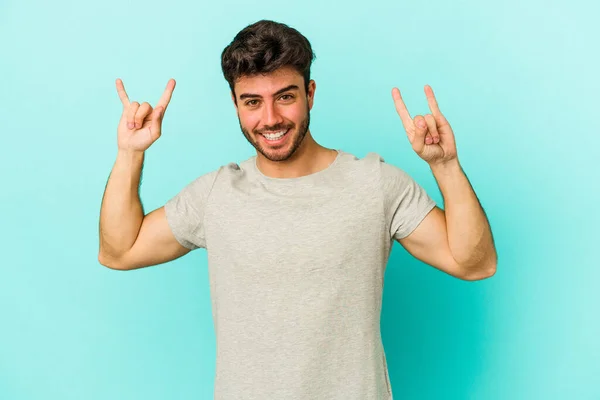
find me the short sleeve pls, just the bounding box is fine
[380,160,437,240]
[164,168,221,250]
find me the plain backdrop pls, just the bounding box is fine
[1,0,598,398]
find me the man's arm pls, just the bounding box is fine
[98,78,190,270]
[399,160,497,281]
[391,85,497,280]
[98,150,190,271]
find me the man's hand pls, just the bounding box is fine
[116,78,176,153]
[392,85,458,166]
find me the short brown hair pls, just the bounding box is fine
[221,20,316,97]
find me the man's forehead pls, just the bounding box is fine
[235,68,302,95]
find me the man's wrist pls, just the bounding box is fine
[429,158,461,176]
[117,148,145,162]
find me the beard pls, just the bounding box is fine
[238,105,310,162]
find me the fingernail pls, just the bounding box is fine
[419,120,426,128]
[127,122,134,129]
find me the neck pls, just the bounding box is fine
[255,131,337,179]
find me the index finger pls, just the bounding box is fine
[156,79,176,111]
[115,78,130,107]
[392,87,413,129]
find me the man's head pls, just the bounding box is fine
[221,20,317,162]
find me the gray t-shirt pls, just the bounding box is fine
[164,149,436,400]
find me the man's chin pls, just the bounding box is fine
[257,146,296,162]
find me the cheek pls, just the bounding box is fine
[239,112,260,129]
[284,105,306,123]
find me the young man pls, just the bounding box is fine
[99,19,496,400]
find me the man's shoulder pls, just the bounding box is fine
[337,150,419,190]
[335,149,387,173]
[195,155,255,179]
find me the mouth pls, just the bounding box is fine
[258,128,291,145]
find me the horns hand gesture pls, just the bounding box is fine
[392,85,458,166]
[116,78,176,153]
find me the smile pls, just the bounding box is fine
[261,129,290,142]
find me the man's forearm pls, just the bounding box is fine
[98,150,145,263]
[430,159,497,277]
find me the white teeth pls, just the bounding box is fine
[263,129,288,140]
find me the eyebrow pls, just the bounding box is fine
[239,84,299,100]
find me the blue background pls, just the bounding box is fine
[1,0,598,398]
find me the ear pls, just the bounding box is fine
[231,92,238,109]
[307,80,316,110]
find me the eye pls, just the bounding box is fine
[245,99,259,106]
[280,94,294,101]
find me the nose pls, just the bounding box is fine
[262,102,284,129]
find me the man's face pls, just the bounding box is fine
[232,67,315,162]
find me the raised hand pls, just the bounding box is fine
[392,85,458,166]
[116,78,176,153]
